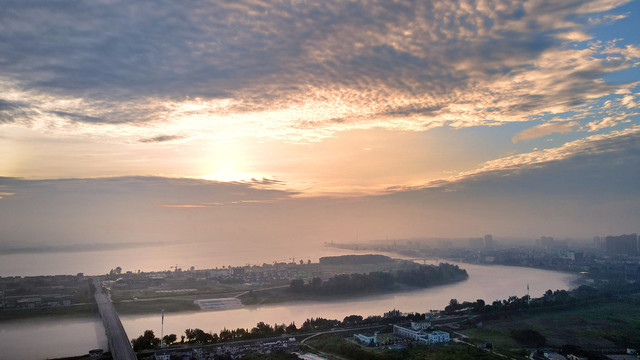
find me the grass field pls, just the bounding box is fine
[307,335,505,360]
[462,298,640,356]
[114,298,200,314]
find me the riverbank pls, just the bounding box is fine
[0,303,97,322]
[0,262,577,360]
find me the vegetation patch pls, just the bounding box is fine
[510,329,546,347]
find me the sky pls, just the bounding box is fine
[0,0,639,248]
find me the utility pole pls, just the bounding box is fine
[160,309,164,348]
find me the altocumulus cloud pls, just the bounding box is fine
[0,0,638,142]
[512,121,580,143]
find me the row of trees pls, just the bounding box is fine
[131,330,178,351]
[131,309,427,349]
[290,263,468,295]
[318,254,394,265]
[444,281,640,316]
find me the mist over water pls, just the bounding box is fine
[0,241,357,277]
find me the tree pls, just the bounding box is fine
[290,279,304,292]
[163,334,177,345]
[220,328,232,341]
[285,322,297,333]
[343,315,363,325]
[131,330,160,351]
[185,328,196,342]
[310,277,323,291]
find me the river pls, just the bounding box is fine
[0,258,577,360]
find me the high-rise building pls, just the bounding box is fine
[605,234,638,256]
[593,236,602,250]
[484,234,493,249]
[539,236,555,249]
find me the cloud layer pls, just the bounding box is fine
[1,127,638,246]
[0,0,638,143]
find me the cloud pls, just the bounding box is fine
[588,12,628,25]
[456,126,640,184]
[0,0,637,143]
[513,121,580,142]
[139,135,185,143]
[555,31,592,42]
[159,204,209,208]
[1,128,638,245]
[0,192,15,199]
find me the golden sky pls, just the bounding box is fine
[0,0,639,244]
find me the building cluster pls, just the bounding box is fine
[469,234,493,249]
[532,348,638,360]
[143,317,452,359]
[153,338,301,360]
[603,234,639,256]
[0,274,86,310]
[392,321,450,345]
[103,263,308,294]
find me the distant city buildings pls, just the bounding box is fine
[484,234,494,249]
[538,236,555,249]
[469,238,484,249]
[593,236,604,251]
[605,234,639,256]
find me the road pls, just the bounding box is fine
[92,278,137,360]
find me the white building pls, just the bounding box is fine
[410,321,432,330]
[427,331,450,344]
[393,325,450,344]
[154,349,170,360]
[354,332,378,345]
[393,325,424,340]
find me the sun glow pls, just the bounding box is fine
[202,169,268,182]
[201,156,268,183]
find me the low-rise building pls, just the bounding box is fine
[393,325,450,344]
[410,321,432,330]
[354,332,378,345]
[427,330,450,344]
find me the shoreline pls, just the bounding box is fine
[0,276,470,321]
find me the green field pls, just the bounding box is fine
[462,298,640,355]
[306,335,504,360]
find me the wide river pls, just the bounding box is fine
[0,256,577,360]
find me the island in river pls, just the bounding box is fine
[0,255,468,319]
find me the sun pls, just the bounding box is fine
[202,158,266,182]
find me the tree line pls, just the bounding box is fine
[131,309,425,350]
[290,263,468,295]
[444,281,640,317]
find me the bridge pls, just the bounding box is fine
[92,278,137,360]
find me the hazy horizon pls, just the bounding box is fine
[1,0,639,249]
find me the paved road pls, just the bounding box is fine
[92,278,137,360]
